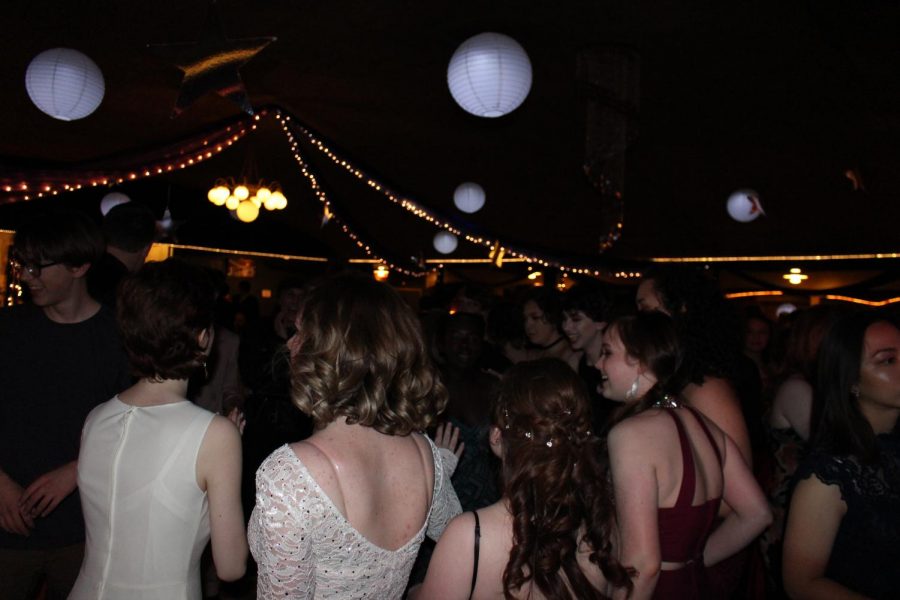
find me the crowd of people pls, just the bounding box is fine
[0,208,898,599]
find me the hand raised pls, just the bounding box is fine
[433,422,465,460]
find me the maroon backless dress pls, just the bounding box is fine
[653,406,723,599]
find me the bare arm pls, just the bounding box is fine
[18,461,78,520]
[703,435,771,566]
[686,377,753,467]
[770,378,812,441]
[782,476,866,600]
[197,416,247,582]
[608,421,661,600]
[411,512,476,600]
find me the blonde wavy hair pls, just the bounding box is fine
[290,273,447,435]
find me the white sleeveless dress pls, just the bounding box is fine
[249,437,462,599]
[70,397,216,600]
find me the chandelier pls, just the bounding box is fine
[207,178,287,223]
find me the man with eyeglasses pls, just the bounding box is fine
[0,211,131,599]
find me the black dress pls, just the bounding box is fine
[792,433,900,599]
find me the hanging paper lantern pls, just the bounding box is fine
[433,231,458,254]
[453,182,486,214]
[25,48,105,121]
[207,185,229,206]
[99,191,130,216]
[726,189,765,222]
[447,32,532,118]
[225,195,240,210]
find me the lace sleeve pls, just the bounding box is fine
[426,441,463,541]
[249,447,317,599]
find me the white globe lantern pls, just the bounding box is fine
[236,200,260,223]
[99,191,130,216]
[447,32,532,118]
[453,182,486,214]
[25,48,105,121]
[726,189,765,222]
[433,231,458,254]
[776,303,798,318]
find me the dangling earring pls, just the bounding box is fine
[198,356,209,380]
[626,375,641,401]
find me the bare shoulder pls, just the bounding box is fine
[202,415,241,451]
[608,411,673,450]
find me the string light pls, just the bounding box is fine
[724,291,784,299]
[824,295,900,307]
[653,253,900,263]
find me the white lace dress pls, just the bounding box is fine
[248,436,461,599]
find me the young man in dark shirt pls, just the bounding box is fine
[0,211,131,599]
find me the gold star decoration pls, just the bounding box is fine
[148,0,275,117]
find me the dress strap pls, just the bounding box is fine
[666,410,696,509]
[683,406,722,466]
[469,511,481,599]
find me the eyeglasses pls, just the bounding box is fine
[9,256,61,278]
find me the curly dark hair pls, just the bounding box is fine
[116,259,215,380]
[493,359,634,599]
[641,266,742,388]
[290,273,447,435]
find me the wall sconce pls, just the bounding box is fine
[783,268,808,285]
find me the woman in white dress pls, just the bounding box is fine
[249,273,462,599]
[70,259,247,599]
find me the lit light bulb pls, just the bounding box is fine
[270,191,287,209]
[207,185,229,206]
[236,199,260,222]
[256,187,272,201]
[263,195,279,211]
[250,195,261,208]
[234,185,250,200]
[225,195,240,210]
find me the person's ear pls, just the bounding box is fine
[198,327,214,353]
[69,263,91,278]
[489,426,504,458]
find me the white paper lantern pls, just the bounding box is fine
[453,182,486,214]
[447,32,532,118]
[433,231,458,254]
[99,192,130,216]
[25,48,105,121]
[726,189,765,222]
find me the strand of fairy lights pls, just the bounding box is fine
[1,112,266,203]
[282,114,605,277]
[275,111,428,277]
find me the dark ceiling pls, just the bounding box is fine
[2,0,900,274]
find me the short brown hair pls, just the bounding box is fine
[291,273,447,435]
[14,210,104,267]
[116,259,215,380]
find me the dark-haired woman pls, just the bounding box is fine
[248,274,461,598]
[411,358,633,599]
[598,312,770,599]
[69,260,247,599]
[782,312,900,599]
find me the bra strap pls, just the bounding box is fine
[470,511,481,599]
[684,406,723,466]
[666,410,696,509]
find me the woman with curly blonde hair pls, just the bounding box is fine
[248,273,462,599]
[411,358,633,599]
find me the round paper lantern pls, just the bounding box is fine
[207,186,229,206]
[433,231,458,254]
[776,303,798,318]
[447,32,532,118]
[99,192,130,216]
[225,195,240,210]
[453,182,486,214]
[726,189,765,222]
[25,48,105,121]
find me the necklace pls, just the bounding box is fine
[652,394,679,409]
[534,336,565,351]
